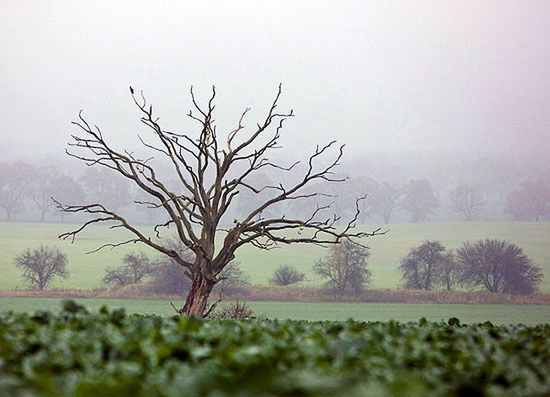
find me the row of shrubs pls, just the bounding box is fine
[13,237,544,296]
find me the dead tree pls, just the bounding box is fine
[56,85,382,317]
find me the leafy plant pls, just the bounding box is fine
[0,302,548,397]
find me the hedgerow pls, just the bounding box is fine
[0,300,548,396]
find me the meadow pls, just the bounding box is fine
[1,220,549,291]
[1,297,549,325]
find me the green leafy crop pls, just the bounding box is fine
[0,300,548,396]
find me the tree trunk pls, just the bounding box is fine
[181,272,215,317]
[40,209,46,222]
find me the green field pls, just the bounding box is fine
[2,306,548,396]
[1,220,549,291]
[1,297,549,325]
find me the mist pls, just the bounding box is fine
[1,0,550,164]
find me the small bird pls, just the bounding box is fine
[130,86,134,95]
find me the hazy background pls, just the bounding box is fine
[1,0,550,164]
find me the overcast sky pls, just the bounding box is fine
[1,0,549,162]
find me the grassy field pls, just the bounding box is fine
[1,297,549,325]
[1,220,549,291]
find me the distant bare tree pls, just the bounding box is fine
[0,161,34,221]
[15,245,69,290]
[50,174,86,223]
[29,166,62,222]
[270,265,305,286]
[449,184,486,221]
[401,179,439,223]
[286,180,326,218]
[313,239,371,293]
[371,181,401,224]
[103,252,154,287]
[289,176,378,224]
[458,239,543,294]
[134,189,163,225]
[234,173,276,218]
[80,168,132,212]
[399,240,447,290]
[57,85,381,317]
[342,176,379,224]
[504,181,550,221]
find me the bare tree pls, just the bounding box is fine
[103,252,154,287]
[371,181,401,224]
[15,245,69,290]
[458,239,543,294]
[134,189,163,225]
[449,184,486,221]
[340,176,379,224]
[29,166,62,222]
[313,239,371,293]
[233,173,276,218]
[504,181,550,221]
[51,174,86,223]
[270,265,305,286]
[56,85,381,317]
[399,240,447,290]
[0,161,34,221]
[401,179,439,223]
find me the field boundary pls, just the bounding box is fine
[2,285,549,305]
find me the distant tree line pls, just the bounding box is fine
[233,173,550,224]
[1,159,549,224]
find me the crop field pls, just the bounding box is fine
[1,221,549,291]
[1,297,549,325]
[0,301,548,397]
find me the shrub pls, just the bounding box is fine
[148,238,249,295]
[208,301,254,319]
[148,238,193,294]
[269,265,305,286]
[102,252,154,287]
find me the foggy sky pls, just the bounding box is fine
[1,0,550,162]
